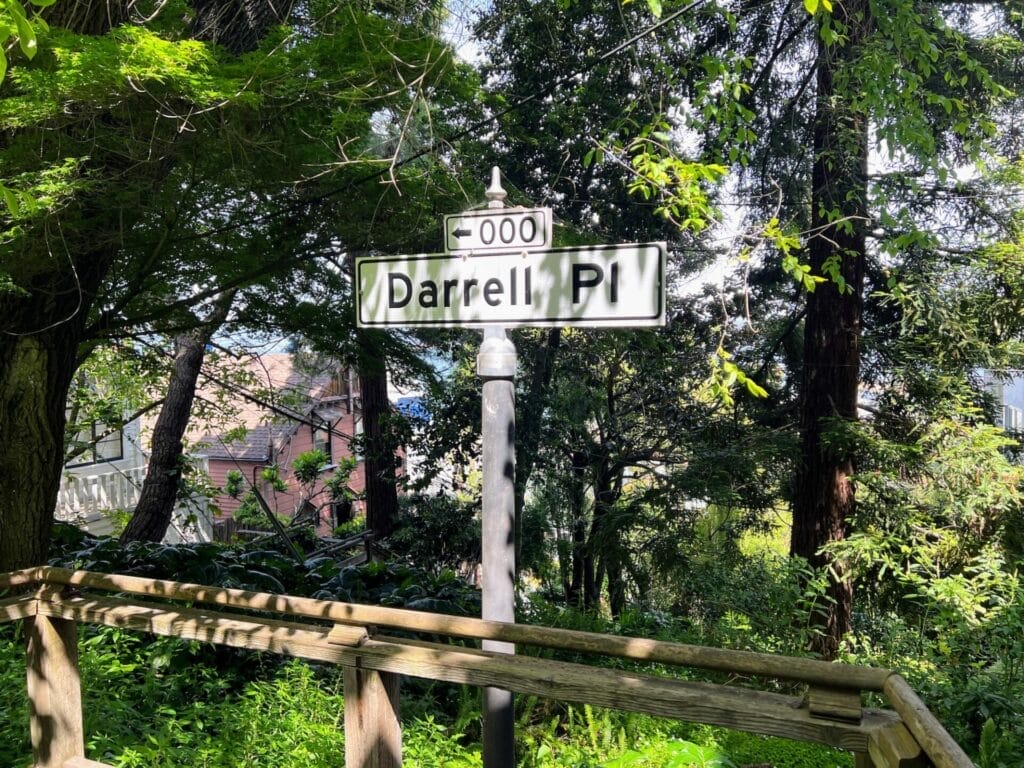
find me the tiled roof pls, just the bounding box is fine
[190,354,340,461]
[196,423,296,461]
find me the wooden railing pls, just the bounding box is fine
[0,567,974,768]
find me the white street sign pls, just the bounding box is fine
[356,242,665,328]
[444,207,552,254]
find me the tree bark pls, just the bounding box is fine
[0,335,78,570]
[357,332,399,540]
[514,328,562,570]
[588,460,625,617]
[791,0,871,659]
[0,247,113,571]
[120,293,234,543]
[43,0,127,35]
[119,334,205,543]
[566,448,589,608]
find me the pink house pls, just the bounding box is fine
[193,355,367,538]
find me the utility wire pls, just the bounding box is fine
[176,0,711,247]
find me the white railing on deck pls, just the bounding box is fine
[56,459,212,542]
[57,465,147,524]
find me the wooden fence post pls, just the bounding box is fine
[344,666,401,768]
[27,614,84,768]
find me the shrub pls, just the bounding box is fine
[381,494,481,575]
[0,630,29,768]
[48,522,480,614]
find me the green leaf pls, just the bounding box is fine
[744,377,768,398]
[645,0,662,18]
[2,187,20,218]
[7,0,37,60]
[803,0,819,14]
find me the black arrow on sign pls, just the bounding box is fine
[451,227,472,238]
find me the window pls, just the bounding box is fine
[67,422,124,467]
[353,416,364,461]
[313,423,332,457]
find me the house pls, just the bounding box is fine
[193,354,368,539]
[55,350,430,543]
[56,404,213,543]
[993,378,1024,435]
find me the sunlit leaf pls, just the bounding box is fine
[7,0,37,59]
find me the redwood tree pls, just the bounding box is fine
[357,330,400,539]
[790,0,871,656]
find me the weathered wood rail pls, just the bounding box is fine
[0,567,973,768]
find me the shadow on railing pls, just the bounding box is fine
[0,567,973,768]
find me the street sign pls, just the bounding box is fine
[355,242,665,328]
[444,207,552,254]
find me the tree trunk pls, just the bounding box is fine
[0,335,79,570]
[791,1,871,659]
[0,247,113,571]
[588,461,625,617]
[43,0,127,35]
[121,294,234,543]
[514,328,562,570]
[358,332,399,540]
[566,449,589,607]
[119,334,204,543]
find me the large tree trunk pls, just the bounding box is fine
[0,335,79,570]
[357,332,399,540]
[791,1,871,659]
[0,248,113,571]
[121,293,234,543]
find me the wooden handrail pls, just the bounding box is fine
[30,588,896,752]
[1,568,976,768]
[884,674,976,768]
[6,566,892,691]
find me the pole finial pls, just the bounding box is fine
[485,166,507,209]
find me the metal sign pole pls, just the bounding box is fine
[353,164,663,764]
[477,167,517,768]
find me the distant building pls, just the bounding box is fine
[57,403,211,543]
[989,378,1024,435]
[55,352,431,542]
[193,355,367,538]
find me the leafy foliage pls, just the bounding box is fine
[380,493,481,575]
[49,523,481,614]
